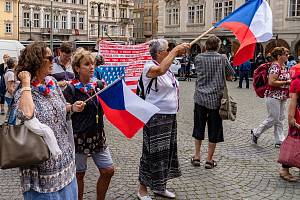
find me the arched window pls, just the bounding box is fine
[166,0,180,26]
[289,0,300,17]
[187,0,205,24]
[214,0,234,22]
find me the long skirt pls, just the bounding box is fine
[139,114,181,191]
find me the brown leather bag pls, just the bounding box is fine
[0,107,50,169]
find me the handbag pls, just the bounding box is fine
[278,136,300,168]
[219,66,237,121]
[0,99,50,169]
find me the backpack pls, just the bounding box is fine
[136,73,157,100]
[253,62,272,98]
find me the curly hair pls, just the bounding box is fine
[15,42,48,80]
[72,49,94,78]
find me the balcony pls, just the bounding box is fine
[119,18,134,25]
[41,28,73,35]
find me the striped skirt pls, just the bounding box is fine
[139,114,181,191]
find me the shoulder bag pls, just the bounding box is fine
[0,93,50,169]
[219,67,237,121]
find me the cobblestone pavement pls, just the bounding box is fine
[1,80,300,200]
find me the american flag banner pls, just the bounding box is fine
[95,41,152,91]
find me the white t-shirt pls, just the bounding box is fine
[142,60,179,114]
[4,69,15,98]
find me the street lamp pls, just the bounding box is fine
[91,1,103,39]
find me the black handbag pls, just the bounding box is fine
[0,96,50,169]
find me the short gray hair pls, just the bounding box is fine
[149,39,168,60]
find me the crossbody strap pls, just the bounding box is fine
[222,66,229,99]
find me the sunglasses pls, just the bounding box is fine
[44,55,54,62]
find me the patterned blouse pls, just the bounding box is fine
[265,63,290,100]
[13,76,75,193]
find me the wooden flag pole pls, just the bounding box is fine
[190,27,216,46]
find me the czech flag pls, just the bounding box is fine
[97,78,160,139]
[215,0,273,66]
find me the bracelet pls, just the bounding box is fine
[71,104,74,113]
[21,87,31,93]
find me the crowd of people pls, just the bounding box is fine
[0,35,299,200]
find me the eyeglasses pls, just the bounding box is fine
[44,55,54,62]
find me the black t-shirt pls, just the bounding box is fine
[63,83,106,154]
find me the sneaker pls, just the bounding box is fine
[251,129,258,144]
[153,189,175,199]
[137,191,152,200]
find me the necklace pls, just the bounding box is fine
[70,78,98,94]
[31,76,56,96]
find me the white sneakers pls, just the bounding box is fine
[153,189,176,199]
[137,191,152,200]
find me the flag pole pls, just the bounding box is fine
[83,76,125,103]
[190,27,216,46]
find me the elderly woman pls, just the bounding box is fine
[14,42,85,199]
[63,49,114,200]
[251,47,291,147]
[137,39,190,200]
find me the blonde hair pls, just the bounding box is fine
[72,49,94,78]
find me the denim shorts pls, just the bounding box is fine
[75,147,113,172]
[23,178,77,200]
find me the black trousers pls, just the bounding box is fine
[239,71,250,88]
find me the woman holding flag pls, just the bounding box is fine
[137,39,190,200]
[63,49,114,200]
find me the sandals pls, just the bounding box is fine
[279,170,297,182]
[205,160,217,169]
[191,157,201,167]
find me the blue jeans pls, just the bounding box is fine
[5,97,16,125]
[23,178,78,200]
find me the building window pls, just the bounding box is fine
[112,7,115,19]
[62,0,66,2]
[61,16,67,29]
[91,7,95,16]
[72,0,76,3]
[5,1,11,12]
[5,23,11,33]
[33,13,39,28]
[79,17,84,30]
[54,15,59,29]
[167,9,172,25]
[104,5,109,18]
[224,1,233,17]
[188,6,195,24]
[188,4,205,24]
[79,0,84,4]
[23,12,30,27]
[289,0,300,17]
[214,0,234,22]
[120,8,126,18]
[71,16,76,29]
[173,8,179,25]
[91,24,95,35]
[45,14,50,28]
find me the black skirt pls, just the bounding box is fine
[139,114,181,191]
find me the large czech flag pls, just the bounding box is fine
[97,78,160,139]
[215,0,272,66]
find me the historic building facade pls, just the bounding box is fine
[0,0,19,40]
[143,0,159,41]
[158,0,300,59]
[88,0,134,42]
[133,0,145,43]
[19,0,88,41]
